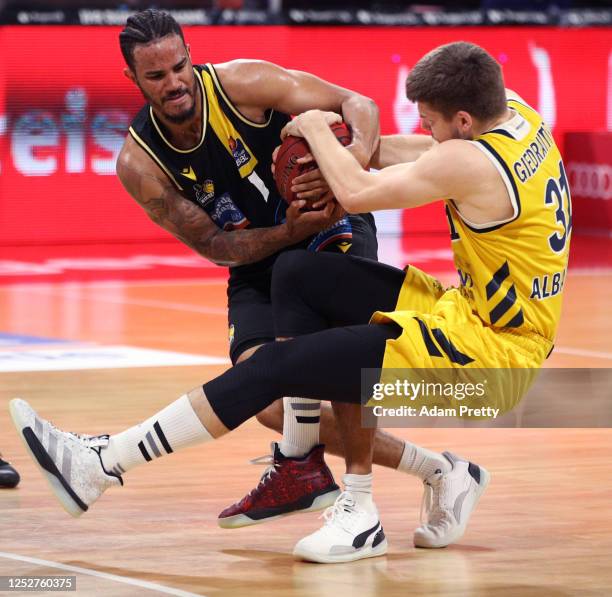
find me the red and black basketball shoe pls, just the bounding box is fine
[218,443,340,528]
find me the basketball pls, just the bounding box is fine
[274,122,352,203]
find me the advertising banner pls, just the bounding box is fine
[0,26,610,245]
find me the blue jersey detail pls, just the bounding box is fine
[209,193,248,230]
[307,216,353,252]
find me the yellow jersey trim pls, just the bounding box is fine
[206,63,274,129]
[507,98,540,119]
[128,126,184,191]
[200,68,259,179]
[149,69,207,154]
[461,140,520,229]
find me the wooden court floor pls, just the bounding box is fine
[0,271,611,596]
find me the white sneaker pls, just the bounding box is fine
[414,451,490,548]
[9,398,121,517]
[293,492,387,563]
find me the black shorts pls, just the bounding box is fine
[227,213,378,363]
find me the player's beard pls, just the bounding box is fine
[140,79,198,125]
[162,84,197,124]
[162,80,197,124]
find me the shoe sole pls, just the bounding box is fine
[293,538,388,564]
[9,400,86,518]
[414,466,491,549]
[218,488,341,529]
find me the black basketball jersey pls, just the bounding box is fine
[129,63,291,275]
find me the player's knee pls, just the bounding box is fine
[234,343,263,365]
[208,343,288,429]
[272,250,312,301]
[243,341,286,394]
[255,400,284,432]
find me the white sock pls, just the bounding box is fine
[100,394,213,475]
[343,473,375,512]
[279,397,320,457]
[397,442,451,480]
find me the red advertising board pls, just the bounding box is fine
[0,26,610,246]
[564,132,612,235]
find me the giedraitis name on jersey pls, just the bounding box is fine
[513,123,555,184]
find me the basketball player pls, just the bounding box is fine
[0,452,20,488]
[11,42,569,563]
[115,8,432,528]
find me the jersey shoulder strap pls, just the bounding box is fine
[200,63,275,129]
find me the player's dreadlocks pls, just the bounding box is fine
[119,9,185,70]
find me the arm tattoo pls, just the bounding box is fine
[119,159,291,267]
[145,197,170,225]
[203,225,291,267]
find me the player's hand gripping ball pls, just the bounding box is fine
[273,122,352,204]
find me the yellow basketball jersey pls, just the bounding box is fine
[446,99,571,342]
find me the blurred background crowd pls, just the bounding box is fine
[2,1,611,13]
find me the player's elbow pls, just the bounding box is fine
[346,93,378,116]
[366,96,380,122]
[201,250,239,267]
[182,231,240,268]
[208,254,236,267]
[343,201,363,215]
[337,189,368,214]
[199,243,240,267]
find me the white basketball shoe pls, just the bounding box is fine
[293,492,388,563]
[9,398,121,517]
[414,451,490,548]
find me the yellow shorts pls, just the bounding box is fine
[370,266,553,414]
